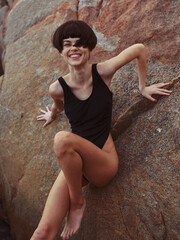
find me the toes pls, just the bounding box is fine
[72,227,79,236]
[69,229,74,238]
[61,227,67,239]
[61,226,75,240]
[61,224,70,240]
[66,229,71,239]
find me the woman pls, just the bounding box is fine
[31,20,171,240]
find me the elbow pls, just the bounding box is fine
[137,43,146,49]
[136,43,146,59]
[135,43,146,50]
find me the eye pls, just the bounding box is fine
[63,43,71,47]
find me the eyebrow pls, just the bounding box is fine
[63,40,71,43]
[63,38,80,42]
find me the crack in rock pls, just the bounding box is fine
[76,0,80,19]
[112,76,180,141]
[0,75,4,92]
[152,192,170,239]
[10,173,25,204]
[96,0,104,17]
[119,207,133,240]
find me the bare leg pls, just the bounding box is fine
[30,171,70,240]
[53,131,119,239]
[54,134,86,239]
[61,198,86,239]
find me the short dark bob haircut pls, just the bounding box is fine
[52,20,97,53]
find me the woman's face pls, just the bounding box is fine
[61,38,90,67]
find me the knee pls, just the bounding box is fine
[31,223,52,240]
[53,131,72,158]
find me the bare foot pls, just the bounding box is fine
[61,199,86,239]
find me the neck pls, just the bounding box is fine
[68,62,92,84]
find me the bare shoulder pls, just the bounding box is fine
[49,80,64,101]
[96,61,115,86]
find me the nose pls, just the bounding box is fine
[71,44,79,50]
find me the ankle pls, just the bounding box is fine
[71,198,84,210]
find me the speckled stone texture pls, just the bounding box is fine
[0,0,179,239]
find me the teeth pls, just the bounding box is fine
[70,54,80,58]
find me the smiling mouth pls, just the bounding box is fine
[69,54,82,59]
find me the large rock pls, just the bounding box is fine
[0,0,179,239]
[0,220,12,240]
[0,3,9,75]
[77,78,179,240]
[4,0,72,45]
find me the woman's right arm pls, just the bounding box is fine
[37,81,64,127]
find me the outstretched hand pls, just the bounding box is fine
[140,83,172,102]
[37,106,55,127]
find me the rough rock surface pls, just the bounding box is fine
[0,220,13,240]
[78,79,180,240]
[0,1,9,75]
[0,0,179,239]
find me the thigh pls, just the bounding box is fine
[65,132,119,186]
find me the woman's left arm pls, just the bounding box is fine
[98,44,172,101]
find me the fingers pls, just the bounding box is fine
[37,113,48,121]
[155,86,172,95]
[37,118,45,121]
[154,83,172,91]
[37,106,50,120]
[37,117,45,121]
[46,106,50,112]
[40,108,47,114]
[36,114,44,119]
[155,82,171,88]
[43,119,53,127]
[40,106,50,114]
[146,95,157,102]
[159,88,172,93]
[43,122,48,128]
[144,85,172,102]
[156,90,172,96]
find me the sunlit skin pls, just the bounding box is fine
[31,37,172,240]
[61,38,91,67]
